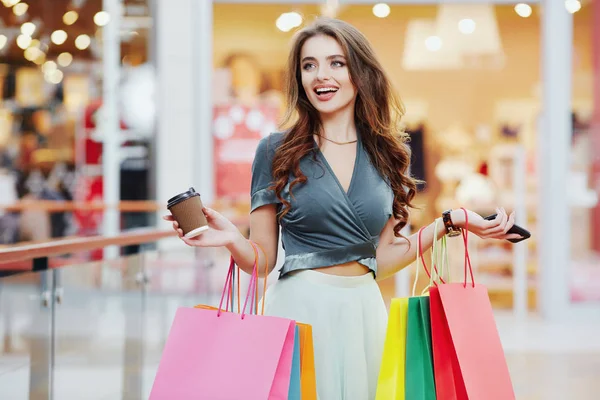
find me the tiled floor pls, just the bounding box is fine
[0,251,599,399]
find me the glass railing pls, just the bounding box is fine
[0,234,230,400]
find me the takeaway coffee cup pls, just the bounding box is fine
[167,187,209,238]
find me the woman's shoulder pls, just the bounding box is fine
[256,132,287,156]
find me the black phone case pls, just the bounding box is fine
[483,214,531,243]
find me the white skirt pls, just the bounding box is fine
[261,269,388,400]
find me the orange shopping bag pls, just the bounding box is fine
[297,322,317,400]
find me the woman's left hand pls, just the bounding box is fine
[452,207,523,241]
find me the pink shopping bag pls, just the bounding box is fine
[150,253,297,400]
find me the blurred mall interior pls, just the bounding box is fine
[0,0,599,398]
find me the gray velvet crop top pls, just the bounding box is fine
[250,132,394,279]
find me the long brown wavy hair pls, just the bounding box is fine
[271,17,418,238]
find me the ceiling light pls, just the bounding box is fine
[75,34,91,50]
[45,69,64,85]
[24,46,42,61]
[21,22,35,36]
[565,0,581,13]
[12,2,27,16]
[29,38,40,48]
[33,52,46,65]
[51,30,68,45]
[94,11,110,27]
[63,10,79,25]
[275,12,303,32]
[4,0,20,7]
[458,18,476,34]
[372,3,391,18]
[514,3,532,18]
[57,52,73,67]
[24,48,35,61]
[425,36,443,52]
[42,60,57,74]
[16,34,31,49]
[0,35,7,50]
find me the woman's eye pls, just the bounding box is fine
[302,63,315,71]
[332,61,345,68]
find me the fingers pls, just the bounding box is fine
[482,211,501,229]
[162,215,174,221]
[202,207,220,221]
[484,208,507,235]
[481,208,516,237]
[171,221,183,237]
[503,211,515,235]
[181,231,213,247]
[504,233,523,240]
[181,236,198,246]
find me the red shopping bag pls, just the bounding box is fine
[429,208,515,400]
[150,252,297,400]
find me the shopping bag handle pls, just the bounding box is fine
[248,240,269,316]
[222,240,269,316]
[424,218,450,293]
[241,242,259,318]
[217,242,260,319]
[225,242,258,314]
[459,207,475,288]
[415,222,446,295]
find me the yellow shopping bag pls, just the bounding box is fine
[375,297,409,400]
[376,219,449,400]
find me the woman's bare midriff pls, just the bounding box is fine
[314,260,371,276]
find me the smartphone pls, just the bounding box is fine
[484,214,531,243]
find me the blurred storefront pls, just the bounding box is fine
[195,2,597,318]
[0,0,598,319]
[0,0,153,248]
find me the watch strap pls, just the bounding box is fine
[442,209,462,237]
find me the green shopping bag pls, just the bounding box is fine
[405,220,450,400]
[405,296,436,400]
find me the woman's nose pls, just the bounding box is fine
[316,66,331,81]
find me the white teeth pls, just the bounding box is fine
[315,87,338,94]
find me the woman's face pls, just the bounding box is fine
[300,34,357,116]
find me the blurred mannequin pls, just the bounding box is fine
[223,53,285,115]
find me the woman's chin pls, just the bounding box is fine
[313,103,347,116]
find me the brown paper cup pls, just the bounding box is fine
[167,188,208,238]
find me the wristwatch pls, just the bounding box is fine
[442,209,462,237]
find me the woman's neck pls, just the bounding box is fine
[319,106,357,143]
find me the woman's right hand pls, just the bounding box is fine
[163,207,240,248]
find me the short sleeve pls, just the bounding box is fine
[250,134,283,212]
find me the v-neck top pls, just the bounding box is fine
[250,132,394,279]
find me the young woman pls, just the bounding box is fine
[164,17,520,400]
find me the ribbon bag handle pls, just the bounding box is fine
[425,219,449,294]
[416,220,449,290]
[459,207,475,288]
[416,219,449,296]
[240,241,260,319]
[217,242,260,319]
[412,226,427,297]
[247,240,269,316]
[430,221,450,286]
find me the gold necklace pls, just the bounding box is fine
[315,134,357,145]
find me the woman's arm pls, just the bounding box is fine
[375,208,518,281]
[226,204,279,277]
[164,204,279,277]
